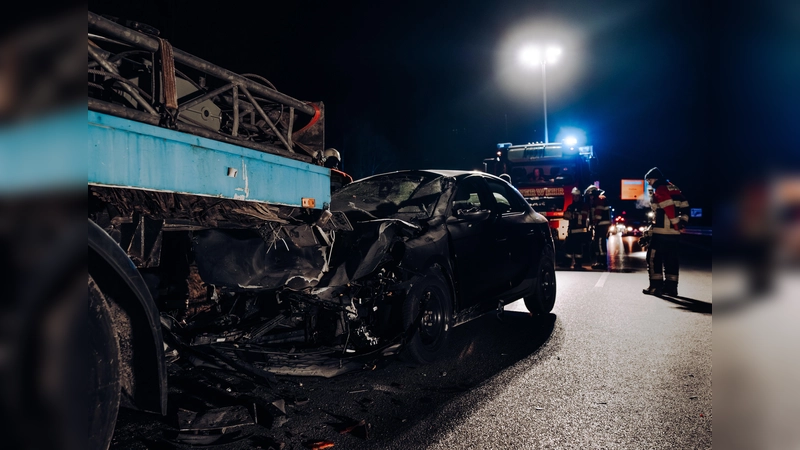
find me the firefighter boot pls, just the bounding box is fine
[642,280,663,296]
[664,281,678,297]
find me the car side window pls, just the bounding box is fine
[485,179,527,214]
[451,178,484,216]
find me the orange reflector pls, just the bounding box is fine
[302,198,316,208]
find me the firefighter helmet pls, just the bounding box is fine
[323,148,340,168]
[571,187,581,196]
[644,167,664,180]
[584,185,604,196]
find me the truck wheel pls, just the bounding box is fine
[89,275,121,450]
[524,246,557,314]
[401,267,452,364]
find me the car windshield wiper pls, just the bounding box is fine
[347,202,378,219]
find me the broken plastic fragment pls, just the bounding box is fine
[305,441,334,450]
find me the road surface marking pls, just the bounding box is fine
[594,272,609,288]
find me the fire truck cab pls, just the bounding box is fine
[484,142,599,244]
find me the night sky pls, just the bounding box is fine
[87,1,800,225]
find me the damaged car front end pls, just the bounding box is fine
[181,172,457,376]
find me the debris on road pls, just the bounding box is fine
[304,440,335,449]
[177,406,254,431]
[339,419,369,439]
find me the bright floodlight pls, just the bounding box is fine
[519,46,542,66]
[564,136,577,146]
[546,47,562,64]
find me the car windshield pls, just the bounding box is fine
[331,172,443,220]
[512,161,578,186]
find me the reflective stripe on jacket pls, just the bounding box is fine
[590,196,612,226]
[651,181,689,235]
[564,200,591,233]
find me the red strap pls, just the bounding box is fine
[295,102,321,135]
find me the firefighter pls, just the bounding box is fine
[585,185,611,269]
[563,187,591,269]
[322,148,353,192]
[642,167,689,296]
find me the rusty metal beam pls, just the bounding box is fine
[88,12,316,117]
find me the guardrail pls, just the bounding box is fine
[683,226,712,237]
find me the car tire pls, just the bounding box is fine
[89,275,121,450]
[401,266,453,364]
[524,245,557,314]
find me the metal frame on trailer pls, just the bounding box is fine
[88,11,324,164]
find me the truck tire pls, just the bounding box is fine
[89,275,121,450]
[401,267,453,364]
[524,245,557,314]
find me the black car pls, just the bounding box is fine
[187,170,556,373]
[328,170,557,361]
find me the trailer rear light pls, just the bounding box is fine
[302,198,316,208]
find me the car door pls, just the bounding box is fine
[446,176,506,308]
[483,177,541,289]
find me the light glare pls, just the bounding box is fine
[546,46,562,63]
[519,46,542,66]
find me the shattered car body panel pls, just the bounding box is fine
[90,170,554,377]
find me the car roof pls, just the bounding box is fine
[355,169,493,181]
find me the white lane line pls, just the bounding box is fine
[594,272,610,288]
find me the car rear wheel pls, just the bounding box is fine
[524,245,557,314]
[401,266,452,364]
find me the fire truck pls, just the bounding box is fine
[484,141,599,244]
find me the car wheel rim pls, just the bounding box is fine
[540,263,555,305]
[419,290,444,346]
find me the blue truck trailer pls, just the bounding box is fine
[87,12,345,449]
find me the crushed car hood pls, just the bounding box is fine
[193,216,421,295]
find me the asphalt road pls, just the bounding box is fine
[110,233,711,450]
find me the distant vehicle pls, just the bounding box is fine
[483,142,599,247]
[614,211,650,236]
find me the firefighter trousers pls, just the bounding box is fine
[646,234,680,290]
[565,231,590,265]
[593,224,610,263]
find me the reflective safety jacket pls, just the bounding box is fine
[564,200,591,233]
[651,180,689,235]
[589,195,611,226]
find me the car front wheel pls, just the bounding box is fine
[401,266,453,364]
[524,245,557,314]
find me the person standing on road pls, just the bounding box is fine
[563,187,591,270]
[585,185,611,269]
[642,167,689,296]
